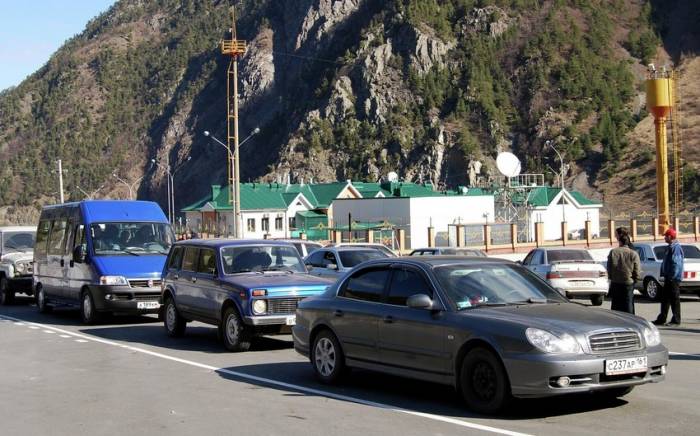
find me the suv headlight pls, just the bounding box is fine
[99,276,128,286]
[526,328,582,354]
[644,322,661,347]
[15,261,28,274]
[252,299,267,315]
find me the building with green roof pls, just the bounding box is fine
[520,187,602,240]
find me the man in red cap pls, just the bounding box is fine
[653,227,684,326]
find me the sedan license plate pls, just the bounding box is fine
[285,315,296,326]
[605,356,647,375]
[570,280,595,287]
[137,301,160,310]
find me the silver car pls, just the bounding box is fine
[410,247,487,257]
[293,257,667,413]
[0,226,36,305]
[632,242,700,300]
[304,246,389,279]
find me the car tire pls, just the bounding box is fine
[599,386,634,399]
[311,329,346,384]
[590,294,604,306]
[35,285,52,313]
[80,290,101,325]
[644,278,661,301]
[460,347,512,414]
[164,297,186,338]
[220,307,251,352]
[0,276,14,305]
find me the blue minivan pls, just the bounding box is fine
[33,200,174,323]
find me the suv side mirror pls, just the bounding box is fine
[73,245,86,264]
[406,294,433,310]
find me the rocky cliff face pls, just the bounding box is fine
[0,0,698,223]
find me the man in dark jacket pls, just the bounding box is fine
[653,228,684,326]
[607,233,640,314]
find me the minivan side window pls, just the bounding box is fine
[182,247,199,272]
[197,249,217,274]
[341,268,390,302]
[48,219,68,255]
[168,246,184,270]
[35,220,51,257]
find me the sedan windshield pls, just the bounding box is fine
[90,222,173,256]
[221,245,306,274]
[434,264,567,310]
[338,249,387,267]
[2,231,36,253]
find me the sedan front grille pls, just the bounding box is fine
[267,298,303,315]
[589,331,642,354]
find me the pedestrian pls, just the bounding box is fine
[615,227,635,249]
[607,233,640,314]
[653,228,684,326]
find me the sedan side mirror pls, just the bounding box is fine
[326,263,338,270]
[73,245,86,264]
[406,294,433,310]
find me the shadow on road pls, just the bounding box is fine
[215,362,629,421]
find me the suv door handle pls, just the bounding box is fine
[383,316,394,324]
[191,276,197,283]
[333,310,343,317]
[60,259,65,267]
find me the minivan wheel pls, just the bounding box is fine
[0,276,14,305]
[590,294,604,306]
[460,347,512,414]
[220,307,251,352]
[36,285,52,313]
[644,279,661,301]
[312,329,346,384]
[80,290,101,325]
[164,297,186,337]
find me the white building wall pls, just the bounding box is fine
[528,205,601,240]
[332,197,411,243]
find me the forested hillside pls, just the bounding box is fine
[0,0,698,223]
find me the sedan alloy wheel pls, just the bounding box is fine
[312,330,346,384]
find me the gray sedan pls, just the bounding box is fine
[293,257,668,413]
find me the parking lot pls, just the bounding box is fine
[1,295,698,436]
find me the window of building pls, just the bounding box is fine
[288,217,296,229]
[261,217,269,232]
[247,218,256,232]
[275,217,283,231]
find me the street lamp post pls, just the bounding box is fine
[112,173,145,200]
[151,156,191,223]
[545,140,565,190]
[203,127,259,238]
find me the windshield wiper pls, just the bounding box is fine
[123,250,141,256]
[230,268,263,274]
[511,298,548,304]
[263,266,295,273]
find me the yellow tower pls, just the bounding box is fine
[646,71,674,233]
[221,6,246,238]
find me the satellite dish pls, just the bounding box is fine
[387,171,399,182]
[496,152,522,178]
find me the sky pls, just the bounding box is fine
[0,0,116,91]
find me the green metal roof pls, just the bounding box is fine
[296,210,327,218]
[525,187,600,207]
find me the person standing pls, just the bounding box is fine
[615,227,635,249]
[607,233,640,314]
[653,228,684,326]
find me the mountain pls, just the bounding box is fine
[0,0,698,225]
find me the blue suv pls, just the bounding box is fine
[161,239,331,351]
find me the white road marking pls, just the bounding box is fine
[43,330,55,334]
[75,339,88,343]
[14,322,25,326]
[28,326,39,330]
[59,335,71,338]
[0,314,530,436]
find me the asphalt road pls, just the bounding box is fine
[1,295,699,436]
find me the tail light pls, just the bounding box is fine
[546,271,562,279]
[684,271,697,279]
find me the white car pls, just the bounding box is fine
[521,247,608,305]
[0,226,36,305]
[632,242,700,300]
[324,242,398,257]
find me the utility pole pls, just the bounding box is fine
[221,6,246,238]
[57,159,64,203]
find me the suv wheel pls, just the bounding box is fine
[590,294,604,306]
[36,285,51,313]
[0,276,14,305]
[164,296,186,337]
[220,307,251,352]
[312,329,347,384]
[644,278,661,301]
[80,290,101,325]
[460,347,512,414]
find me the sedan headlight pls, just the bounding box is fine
[644,322,661,347]
[526,328,582,354]
[252,299,267,315]
[99,276,128,286]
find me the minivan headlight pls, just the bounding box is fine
[99,276,128,286]
[526,328,582,354]
[252,299,267,315]
[644,322,661,347]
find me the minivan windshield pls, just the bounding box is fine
[90,222,174,256]
[2,231,36,253]
[435,264,568,310]
[221,245,306,274]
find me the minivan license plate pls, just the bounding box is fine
[137,301,160,310]
[605,356,647,375]
[285,316,296,326]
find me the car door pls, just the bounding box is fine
[305,250,327,277]
[176,246,199,315]
[33,219,51,296]
[46,217,69,299]
[332,266,391,363]
[377,266,447,374]
[66,221,91,302]
[163,245,185,303]
[190,248,220,321]
[526,250,547,278]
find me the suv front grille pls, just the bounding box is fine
[589,331,642,353]
[267,298,303,315]
[129,279,162,288]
